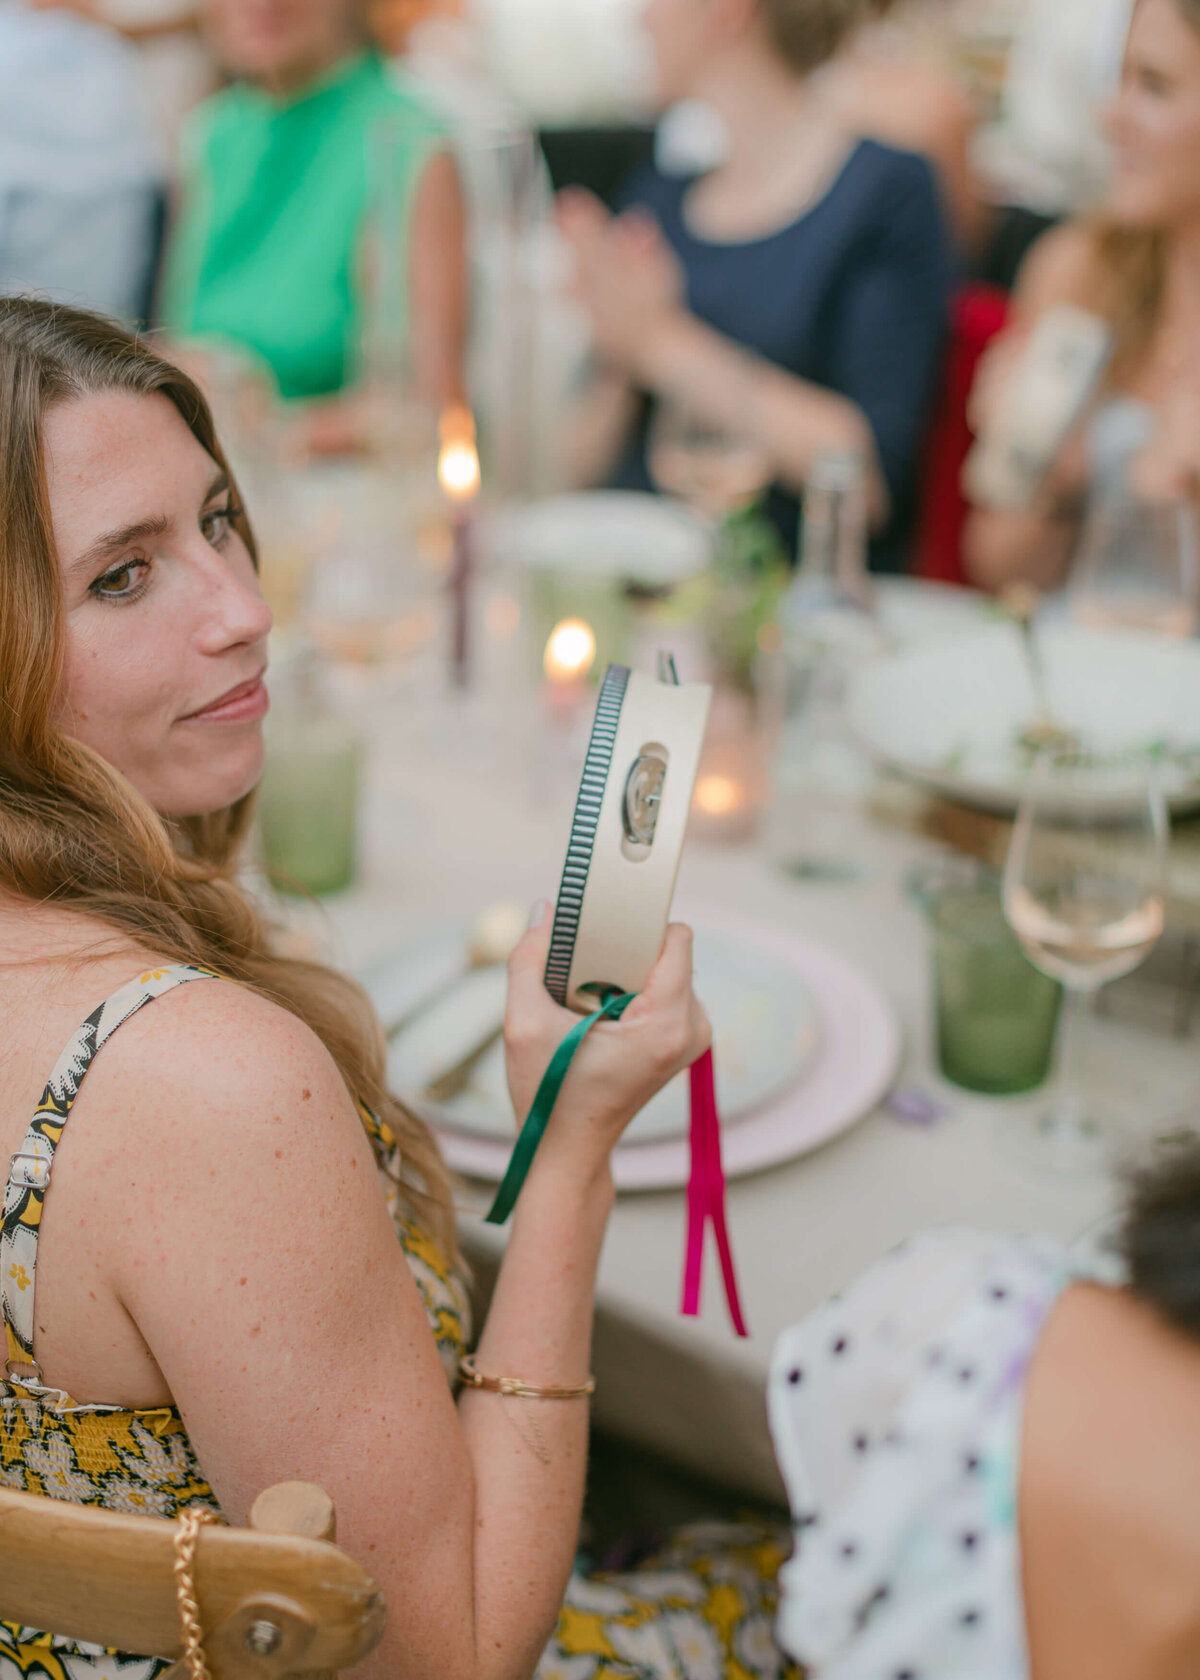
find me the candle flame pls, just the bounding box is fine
[544,618,596,682]
[438,404,481,502]
[693,773,743,817]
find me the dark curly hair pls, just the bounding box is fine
[1121,1139,1200,1341]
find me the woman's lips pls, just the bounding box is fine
[182,674,270,724]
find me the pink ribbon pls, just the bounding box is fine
[681,1048,748,1337]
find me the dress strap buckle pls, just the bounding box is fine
[8,1151,51,1193]
[5,1354,45,1387]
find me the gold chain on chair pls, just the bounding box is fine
[173,1507,220,1680]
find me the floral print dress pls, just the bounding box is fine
[0,966,792,1680]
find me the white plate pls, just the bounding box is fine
[849,624,1200,815]
[414,922,901,1191]
[368,924,821,1146]
[874,577,996,649]
[490,492,711,588]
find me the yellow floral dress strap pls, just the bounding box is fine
[1,965,219,1386]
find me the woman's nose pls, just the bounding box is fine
[196,556,274,653]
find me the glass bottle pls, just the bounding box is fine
[784,450,875,627]
[767,452,879,874]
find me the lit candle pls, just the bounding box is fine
[544,617,597,683]
[439,405,481,690]
[543,617,597,730]
[693,773,743,819]
[691,748,762,843]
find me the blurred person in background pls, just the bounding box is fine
[815,0,990,258]
[0,0,161,322]
[769,1140,1200,1678]
[160,0,468,454]
[367,0,459,53]
[28,0,215,165]
[560,0,954,572]
[970,0,1134,288]
[964,0,1200,592]
[986,0,1135,222]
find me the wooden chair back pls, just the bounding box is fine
[0,1481,385,1679]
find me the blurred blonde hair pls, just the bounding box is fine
[758,0,882,74]
[0,297,459,1265]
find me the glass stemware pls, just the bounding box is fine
[647,397,772,523]
[1002,749,1170,1171]
[1069,495,1199,638]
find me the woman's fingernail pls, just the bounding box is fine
[527,898,550,930]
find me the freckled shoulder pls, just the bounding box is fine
[64,974,368,1169]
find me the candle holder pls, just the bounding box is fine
[689,689,769,844]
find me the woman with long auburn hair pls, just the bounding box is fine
[0,297,808,1680]
[964,0,1200,591]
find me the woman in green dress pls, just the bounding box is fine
[161,0,466,450]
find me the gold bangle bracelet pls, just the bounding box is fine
[458,1355,595,1400]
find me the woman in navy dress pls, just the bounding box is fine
[561,0,955,570]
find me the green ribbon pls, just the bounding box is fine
[485,989,636,1225]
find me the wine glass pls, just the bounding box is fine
[306,537,442,677]
[647,396,772,522]
[1070,496,1199,638]
[1003,749,1170,1172]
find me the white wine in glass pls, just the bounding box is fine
[1005,882,1164,989]
[1003,751,1169,1170]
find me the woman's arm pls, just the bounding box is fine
[638,312,881,512]
[100,919,707,1680]
[563,195,885,516]
[408,149,469,409]
[561,362,641,489]
[962,222,1102,592]
[297,147,468,458]
[564,156,953,533]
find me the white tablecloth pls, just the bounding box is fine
[283,602,1196,1502]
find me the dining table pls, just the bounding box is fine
[273,572,1200,1506]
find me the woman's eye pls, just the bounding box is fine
[91,560,149,601]
[201,502,240,547]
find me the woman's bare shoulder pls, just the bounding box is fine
[1012,220,1105,318]
[102,973,352,1111]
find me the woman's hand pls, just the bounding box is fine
[558,189,686,381]
[503,903,710,1179]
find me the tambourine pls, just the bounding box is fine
[545,656,712,1012]
[486,654,747,1337]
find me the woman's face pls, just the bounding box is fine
[641,0,745,107]
[1105,0,1200,228]
[45,390,272,820]
[203,0,361,87]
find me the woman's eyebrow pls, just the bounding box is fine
[71,513,172,577]
[202,470,230,506]
[70,474,230,579]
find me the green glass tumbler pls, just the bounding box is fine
[922,869,1063,1095]
[258,716,362,897]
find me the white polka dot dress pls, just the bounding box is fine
[767,1229,1111,1680]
